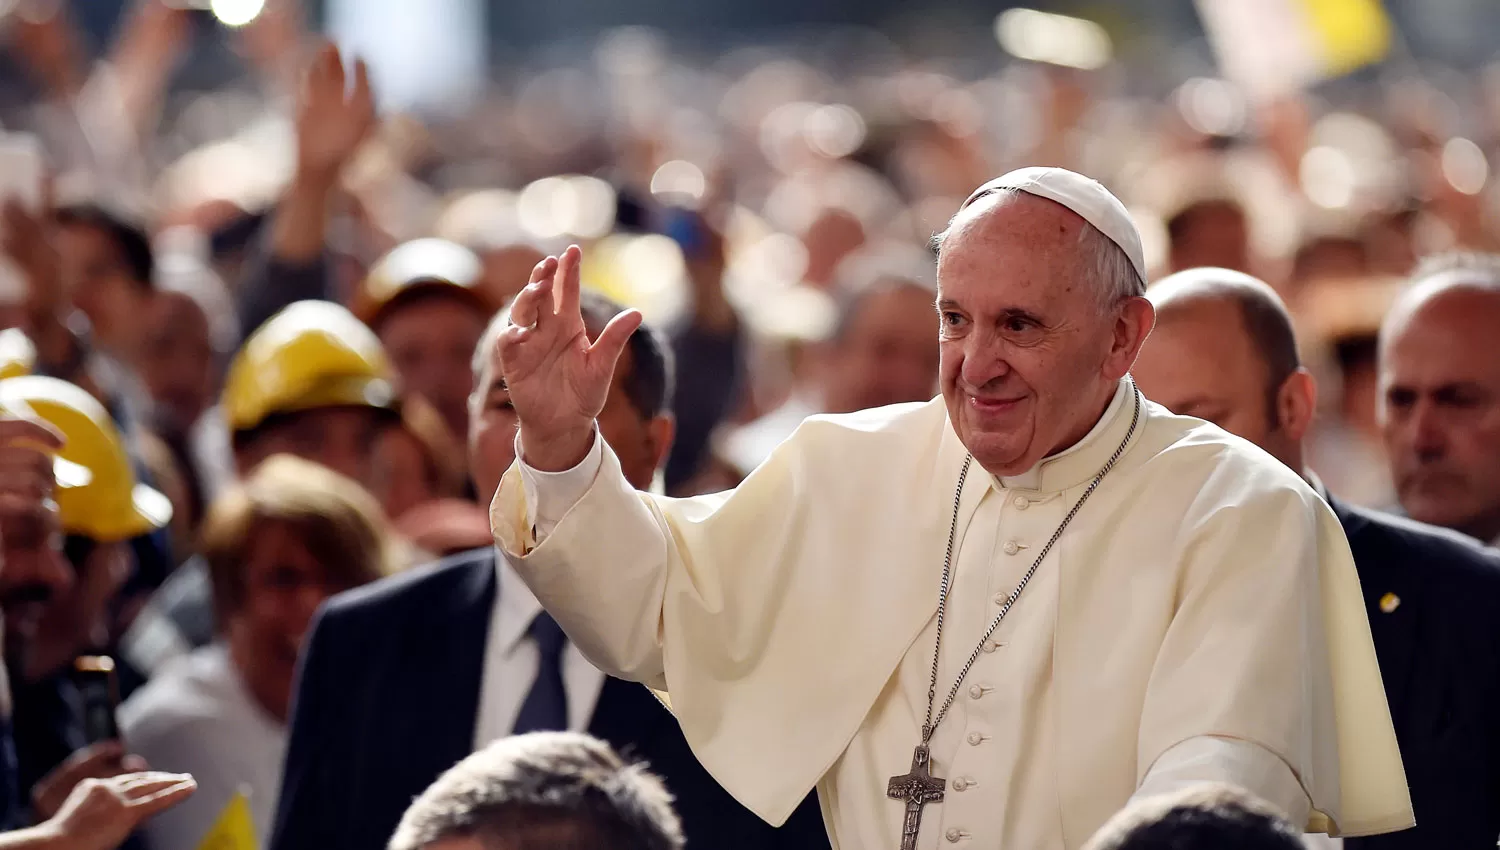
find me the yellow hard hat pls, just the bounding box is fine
[0,376,172,542]
[353,238,489,327]
[0,328,37,380]
[223,300,398,433]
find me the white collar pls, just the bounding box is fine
[494,552,545,657]
[992,377,1133,492]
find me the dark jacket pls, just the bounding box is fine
[269,548,829,850]
[1332,496,1500,849]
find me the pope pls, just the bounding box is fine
[489,167,1414,849]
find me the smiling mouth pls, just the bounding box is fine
[967,394,1024,413]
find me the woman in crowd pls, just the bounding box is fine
[118,454,393,850]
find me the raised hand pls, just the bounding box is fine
[295,41,376,185]
[496,246,642,471]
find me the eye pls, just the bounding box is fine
[1002,316,1035,333]
[940,311,967,329]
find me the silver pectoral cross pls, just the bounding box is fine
[887,744,945,850]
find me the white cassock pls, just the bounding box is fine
[490,378,1414,849]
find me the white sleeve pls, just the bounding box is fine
[515,426,604,541]
[1134,735,1313,829]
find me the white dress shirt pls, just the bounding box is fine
[515,396,1315,848]
[472,553,607,748]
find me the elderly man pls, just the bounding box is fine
[490,168,1411,848]
[270,295,827,850]
[1133,268,1500,850]
[1377,252,1500,547]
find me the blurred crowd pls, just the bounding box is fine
[0,0,1494,848]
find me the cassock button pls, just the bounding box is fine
[946,828,963,843]
[982,640,999,653]
[1013,495,1031,510]
[967,732,984,745]
[952,777,968,791]
[1003,540,1020,555]
[969,684,984,699]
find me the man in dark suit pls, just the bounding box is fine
[270,292,829,850]
[1132,267,1500,849]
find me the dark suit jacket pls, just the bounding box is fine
[1331,497,1500,849]
[269,548,830,850]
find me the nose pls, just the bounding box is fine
[1407,399,1447,461]
[959,333,1011,390]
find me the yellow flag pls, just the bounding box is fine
[196,791,258,850]
[1195,0,1393,101]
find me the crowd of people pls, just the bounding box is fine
[0,0,1495,848]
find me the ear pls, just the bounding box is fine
[1277,367,1318,442]
[646,414,676,473]
[1106,297,1156,381]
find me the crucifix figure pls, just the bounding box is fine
[887,744,946,850]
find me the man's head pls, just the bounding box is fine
[54,204,155,358]
[138,289,218,436]
[1132,268,1315,471]
[388,731,684,850]
[201,455,388,721]
[934,169,1154,477]
[361,240,494,439]
[1378,252,1500,543]
[820,252,940,414]
[469,293,674,502]
[224,301,401,488]
[1166,198,1251,274]
[1082,784,1303,850]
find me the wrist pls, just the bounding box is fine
[520,425,595,473]
[291,165,340,196]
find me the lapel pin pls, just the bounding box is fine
[1379,592,1401,614]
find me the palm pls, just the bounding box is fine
[496,247,641,466]
[296,43,375,178]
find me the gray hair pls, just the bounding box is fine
[931,188,1144,312]
[388,732,684,850]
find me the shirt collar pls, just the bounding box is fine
[986,377,1140,494]
[494,552,544,656]
[1303,469,1331,502]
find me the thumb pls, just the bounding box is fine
[587,309,643,377]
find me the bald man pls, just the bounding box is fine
[1134,267,1500,850]
[1378,252,1500,548]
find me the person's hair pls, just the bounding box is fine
[387,731,685,850]
[470,293,675,420]
[1082,784,1304,850]
[199,454,391,625]
[391,394,468,497]
[930,188,1143,312]
[1164,198,1245,244]
[1223,285,1301,428]
[1407,250,1500,289]
[54,203,155,289]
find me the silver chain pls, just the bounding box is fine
[921,387,1143,743]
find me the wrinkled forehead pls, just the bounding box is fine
[937,194,1093,294]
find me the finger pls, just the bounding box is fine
[506,278,548,331]
[326,42,347,97]
[351,57,375,126]
[117,772,188,792]
[67,740,126,771]
[120,755,149,773]
[126,778,197,816]
[0,416,64,450]
[588,309,643,375]
[555,244,582,319]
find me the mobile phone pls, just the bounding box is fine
[74,656,121,744]
[0,134,43,212]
